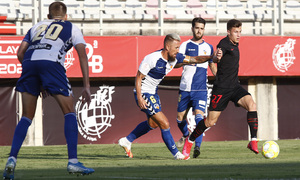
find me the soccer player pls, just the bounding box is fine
[3,2,94,179]
[182,19,259,159]
[118,34,222,160]
[175,17,217,158]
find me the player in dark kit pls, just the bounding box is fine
[182,19,259,158]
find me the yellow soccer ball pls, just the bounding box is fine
[261,141,280,159]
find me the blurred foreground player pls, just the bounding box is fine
[182,19,259,159]
[118,34,222,160]
[3,2,94,179]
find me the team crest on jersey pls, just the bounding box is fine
[272,38,296,72]
[75,86,115,142]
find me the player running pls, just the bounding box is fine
[176,17,217,158]
[118,34,222,160]
[182,19,260,159]
[3,2,94,179]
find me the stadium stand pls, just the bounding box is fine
[125,0,154,20]
[104,0,133,20]
[63,0,84,20]
[41,1,52,20]
[265,0,278,20]
[83,0,111,20]
[145,0,174,19]
[83,0,101,20]
[206,0,234,20]
[226,0,254,21]
[246,0,271,21]
[0,1,18,20]
[0,0,299,36]
[186,0,215,20]
[165,0,195,20]
[18,0,33,20]
[284,0,300,20]
[0,2,17,35]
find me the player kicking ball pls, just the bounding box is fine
[182,19,259,159]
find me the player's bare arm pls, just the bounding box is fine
[135,71,148,109]
[181,48,222,65]
[17,41,29,64]
[175,54,216,68]
[209,61,217,76]
[75,43,91,104]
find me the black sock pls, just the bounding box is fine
[190,119,207,141]
[247,111,258,139]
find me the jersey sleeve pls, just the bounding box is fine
[138,55,153,75]
[175,53,186,64]
[217,39,227,56]
[179,41,187,54]
[71,24,86,46]
[23,28,32,44]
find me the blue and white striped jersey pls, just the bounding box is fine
[179,39,213,91]
[22,19,86,67]
[138,50,185,94]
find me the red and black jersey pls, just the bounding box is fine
[214,36,240,88]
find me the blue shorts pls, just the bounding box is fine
[16,60,72,97]
[177,90,207,113]
[134,92,161,118]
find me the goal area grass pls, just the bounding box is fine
[0,139,299,180]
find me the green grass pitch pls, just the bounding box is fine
[0,140,299,179]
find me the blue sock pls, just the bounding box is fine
[161,128,178,156]
[194,114,204,148]
[9,117,32,158]
[64,113,78,159]
[127,120,153,142]
[177,119,189,137]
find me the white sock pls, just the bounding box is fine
[8,156,17,163]
[68,158,78,164]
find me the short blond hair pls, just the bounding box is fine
[164,34,181,48]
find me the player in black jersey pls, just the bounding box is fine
[182,19,259,158]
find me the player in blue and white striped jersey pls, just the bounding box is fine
[118,34,222,160]
[3,2,93,179]
[176,18,217,158]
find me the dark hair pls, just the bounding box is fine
[48,2,67,19]
[227,19,242,30]
[192,17,206,27]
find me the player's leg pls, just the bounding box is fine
[176,110,189,147]
[118,92,159,157]
[183,111,221,157]
[237,94,259,154]
[193,109,205,158]
[53,94,94,175]
[3,92,38,180]
[190,91,207,158]
[176,91,190,147]
[9,92,37,157]
[150,112,189,160]
[118,120,157,158]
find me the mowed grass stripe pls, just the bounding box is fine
[0,140,299,179]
